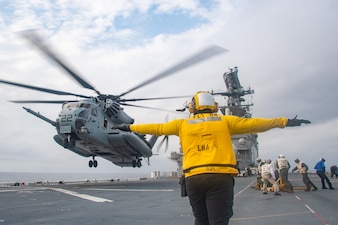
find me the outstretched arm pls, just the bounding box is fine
[113,119,182,136]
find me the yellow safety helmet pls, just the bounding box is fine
[188,91,218,113]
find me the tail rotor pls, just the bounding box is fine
[157,135,169,153]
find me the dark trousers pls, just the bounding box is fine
[279,168,293,191]
[186,174,234,225]
[316,171,333,188]
[302,173,317,190]
[256,174,264,189]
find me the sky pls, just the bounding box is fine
[0,0,338,175]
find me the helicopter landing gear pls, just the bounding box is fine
[89,156,98,168]
[132,158,142,168]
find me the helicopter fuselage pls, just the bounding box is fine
[54,98,153,168]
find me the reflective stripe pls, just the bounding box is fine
[183,163,237,173]
[277,158,288,169]
[261,164,273,176]
[188,117,221,124]
[297,162,307,173]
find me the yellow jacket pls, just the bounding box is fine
[130,114,287,177]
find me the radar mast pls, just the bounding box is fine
[217,67,258,172]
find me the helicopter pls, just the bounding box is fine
[0,30,226,169]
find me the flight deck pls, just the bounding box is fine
[0,173,337,225]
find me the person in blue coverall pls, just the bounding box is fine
[314,158,334,189]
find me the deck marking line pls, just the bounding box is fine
[295,194,330,225]
[86,188,174,192]
[305,204,315,213]
[0,187,48,193]
[231,211,310,221]
[234,180,255,198]
[50,188,113,203]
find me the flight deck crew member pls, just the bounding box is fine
[261,159,281,195]
[314,158,335,190]
[113,91,311,225]
[330,165,337,178]
[276,154,293,193]
[256,158,264,190]
[292,158,317,191]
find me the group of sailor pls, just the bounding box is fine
[255,155,336,195]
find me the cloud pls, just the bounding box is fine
[1,0,338,174]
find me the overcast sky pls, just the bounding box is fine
[0,0,337,175]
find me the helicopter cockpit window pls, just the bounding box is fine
[79,103,91,108]
[78,105,92,120]
[63,103,92,109]
[63,102,79,109]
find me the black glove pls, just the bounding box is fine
[287,116,311,127]
[112,124,130,131]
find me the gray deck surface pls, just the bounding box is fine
[1,173,337,225]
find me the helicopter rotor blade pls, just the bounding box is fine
[157,113,169,153]
[18,30,101,95]
[9,100,76,104]
[157,135,169,154]
[0,79,90,98]
[120,95,192,102]
[119,45,228,97]
[120,102,185,114]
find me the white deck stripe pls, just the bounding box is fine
[86,188,174,192]
[305,204,315,213]
[234,180,255,198]
[51,188,113,203]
